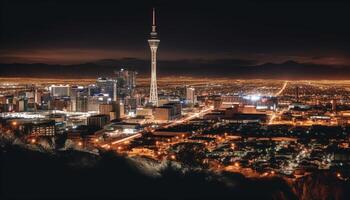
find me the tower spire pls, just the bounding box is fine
[153,8,156,26]
[151,8,157,38]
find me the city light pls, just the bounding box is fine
[1,3,349,199]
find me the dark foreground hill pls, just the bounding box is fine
[0,141,349,200]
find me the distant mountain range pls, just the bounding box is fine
[1,59,349,79]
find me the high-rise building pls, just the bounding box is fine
[50,85,71,97]
[76,95,88,112]
[34,88,41,105]
[16,98,28,112]
[113,81,117,101]
[87,114,110,129]
[40,91,51,110]
[135,94,142,107]
[332,99,337,113]
[96,77,116,98]
[148,8,160,106]
[213,97,222,109]
[186,87,195,104]
[49,97,71,111]
[99,103,116,120]
[113,101,125,119]
[88,84,99,96]
[114,68,137,99]
[99,103,113,116]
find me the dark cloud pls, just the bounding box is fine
[1,0,350,68]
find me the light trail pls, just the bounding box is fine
[164,106,214,128]
[275,81,288,96]
[268,113,276,125]
[110,133,142,145]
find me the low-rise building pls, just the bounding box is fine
[154,103,181,121]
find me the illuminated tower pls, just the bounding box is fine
[148,8,159,106]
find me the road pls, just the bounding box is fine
[164,106,214,128]
[275,81,288,96]
[100,106,213,149]
[269,81,288,124]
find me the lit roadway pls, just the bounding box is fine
[164,106,214,128]
[269,81,288,124]
[100,106,213,149]
[275,81,288,97]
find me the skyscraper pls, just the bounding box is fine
[186,87,195,104]
[96,77,115,98]
[50,85,70,97]
[114,68,137,99]
[148,8,159,106]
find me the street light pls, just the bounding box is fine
[337,172,341,178]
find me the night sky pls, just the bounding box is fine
[1,0,350,78]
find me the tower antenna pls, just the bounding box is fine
[152,8,157,33]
